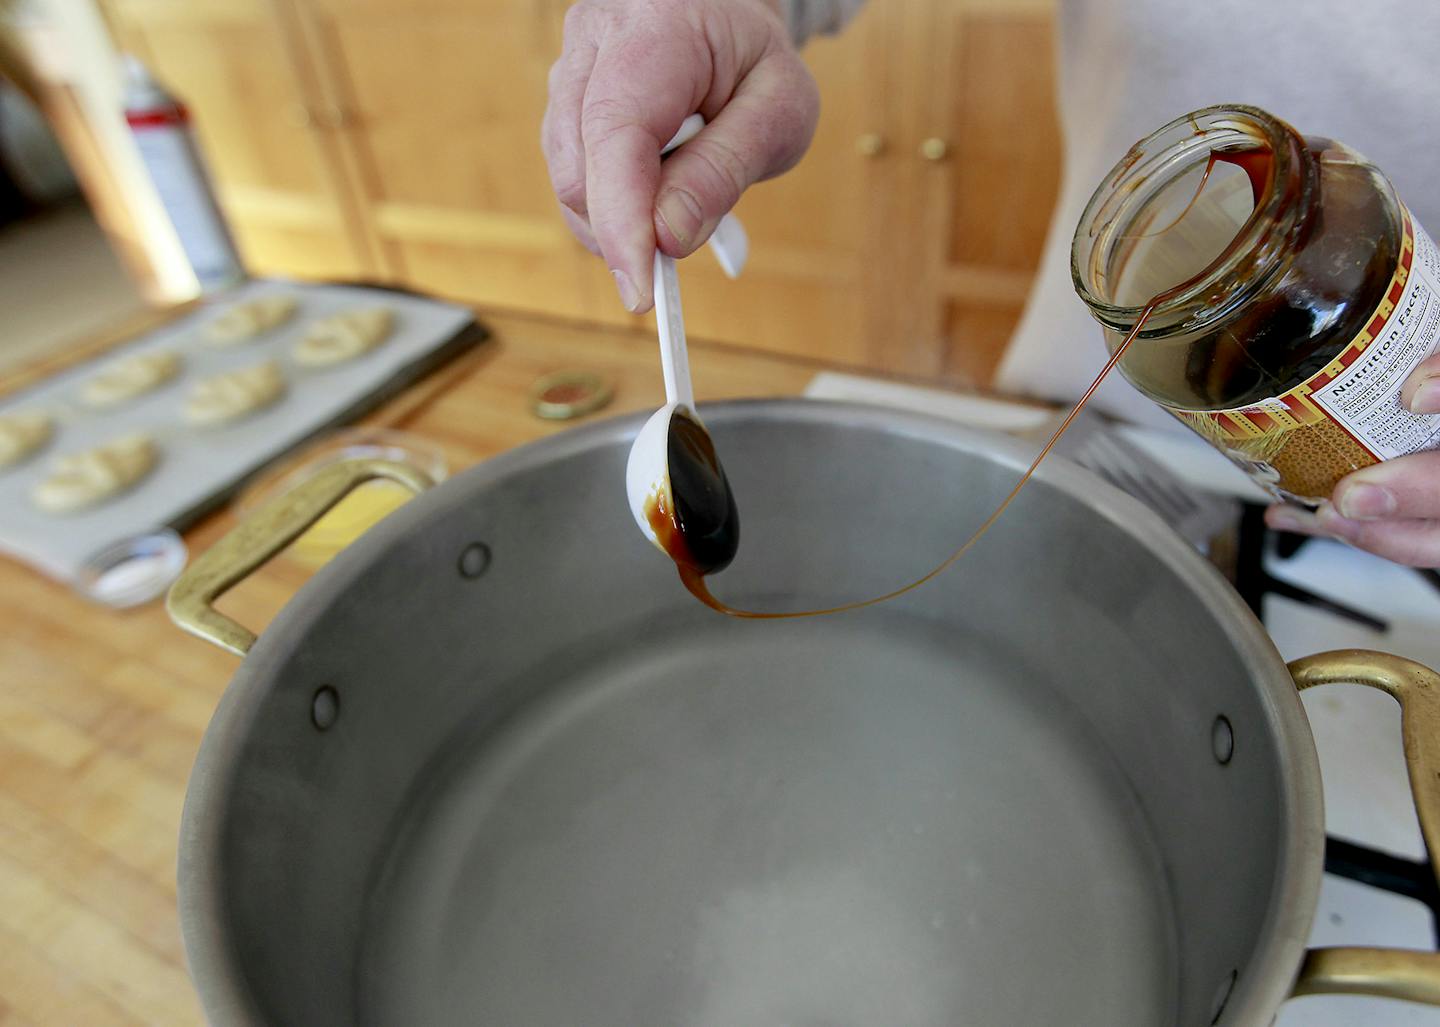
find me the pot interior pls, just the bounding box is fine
[186,403,1319,1026]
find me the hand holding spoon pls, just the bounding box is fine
[624,117,742,576]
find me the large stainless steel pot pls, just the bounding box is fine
[168,401,1440,1026]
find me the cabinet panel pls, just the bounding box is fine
[673,10,883,366]
[105,0,373,278]
[941,301,1026,386]
[925,1,1061,385]
[943,9,1060,271]
[104,0,1064,385]
[297,0,596,320]
[666,253,868,366]
[299,0,889,361]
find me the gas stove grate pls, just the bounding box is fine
[1325,837,1440,946]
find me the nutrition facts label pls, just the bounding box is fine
[1311,213,1440,459]
[1171,209,1440,502]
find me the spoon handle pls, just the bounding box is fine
[652,251,695,411]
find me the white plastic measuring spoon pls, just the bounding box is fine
[623,115,743,575]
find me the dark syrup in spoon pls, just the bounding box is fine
[644,408,740,604]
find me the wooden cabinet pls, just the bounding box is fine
[648,8,895,369]
[289,0,605,324]
[679,0,1062,382]
[922,0,1062,384]
[103,0,379,280]
[99,0,1061,387]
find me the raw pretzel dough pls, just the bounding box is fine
[0,411,54,468]
[185,360,286,426]
[294,307,394,367]
[32,432,158,513]
[81,351,182,408]
[206,295,298,345]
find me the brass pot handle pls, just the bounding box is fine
[166,458,433,657]
[1289,649,1440,1004]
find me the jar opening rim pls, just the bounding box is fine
[1071,104,1309,330]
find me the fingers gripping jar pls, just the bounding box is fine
[1072,104,1440,505]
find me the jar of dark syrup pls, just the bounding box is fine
[1073,104,1440,504]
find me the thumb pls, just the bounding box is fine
[1402,351,1440,414]
[653,53,819,257]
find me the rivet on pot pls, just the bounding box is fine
[458,542,492,580]
[312,686,340,731]
[1211,715,1234,766]
[1209,968,1238,1024]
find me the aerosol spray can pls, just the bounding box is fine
[122,55,243,292]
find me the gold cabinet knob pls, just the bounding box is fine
[286,104,315,129]
[919,137,950,162]
[856,133,886,158]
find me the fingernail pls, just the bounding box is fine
[1411,380,1440,414]
[1337,482,1395,520]
[611,269,642,312]
[656,188,703,248]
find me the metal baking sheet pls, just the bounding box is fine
[0,278,484,582]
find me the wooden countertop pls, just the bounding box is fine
[0,311,830,1025]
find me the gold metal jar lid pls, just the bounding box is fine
[530,370,614,420]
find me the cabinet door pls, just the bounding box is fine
[292,0,601,323]
[292,0,903,365]
[653,4,893,369]
[652,0,1061,381]
[918,0,1061,387]
[104,0,375,279]
[595,0,1059,380]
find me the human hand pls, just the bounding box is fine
[542,0,819,313]
[1265,354,1440,566]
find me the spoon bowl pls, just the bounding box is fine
[626,401,740,575]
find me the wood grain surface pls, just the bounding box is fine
[97,0,1061,384]
[0,309,835,1025]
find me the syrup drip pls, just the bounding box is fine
[651,143,1273,618]
[1124,145,1273,241]
[673,313,1147,619]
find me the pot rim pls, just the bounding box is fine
[177,398,1323,1025]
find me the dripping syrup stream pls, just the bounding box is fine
[679,302,1156,618]
[672,141,1273,619]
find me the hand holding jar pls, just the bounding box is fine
[1072,106,1440,568]
[1267,361,1440,566]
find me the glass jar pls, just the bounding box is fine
[1072,104,1440,504]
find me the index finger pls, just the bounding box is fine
[582,108,661,312]
[580,49,697,313]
